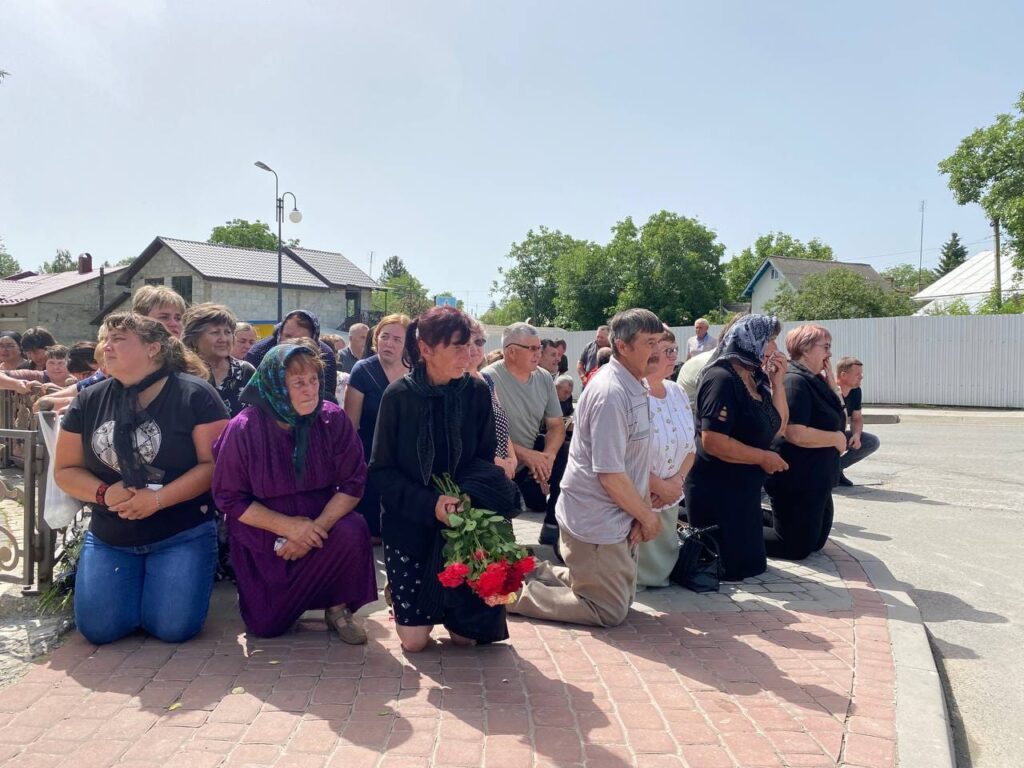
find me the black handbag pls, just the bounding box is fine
[669,523,722,593]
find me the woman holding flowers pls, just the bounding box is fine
[369,306,517,653]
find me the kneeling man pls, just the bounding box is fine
[836,356,881,486]
[510,309,663,627]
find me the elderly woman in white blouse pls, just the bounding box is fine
[638,330,696,588]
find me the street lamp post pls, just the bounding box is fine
[254,161,302,322]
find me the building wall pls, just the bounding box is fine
[750,270,790,313]
[124,246,210,302]
[0,274,121,344]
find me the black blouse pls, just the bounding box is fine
[694,364,781,471]
[773,363,845,489]
[368,376,497,559]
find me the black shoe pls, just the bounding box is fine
[538,523,559,546]
[838,474,853,487]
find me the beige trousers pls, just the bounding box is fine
[509,527,637,627]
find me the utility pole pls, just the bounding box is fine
[917,200,926,293]
[993,218,1002,309]
[369,250,374,280]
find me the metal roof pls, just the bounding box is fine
[286,246,380,290]
[0,266,128,306]
[742,256,889,298]
[913,249,1022,313]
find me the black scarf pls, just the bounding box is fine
[403,363,469,485]
[788,360,846,421]
[111,367,170,489]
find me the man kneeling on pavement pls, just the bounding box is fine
[510,309,664,628]
[836,356,881,486]
[482,323,568,544]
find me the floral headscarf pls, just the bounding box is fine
[240,343,322,478]
[701,314,780,392]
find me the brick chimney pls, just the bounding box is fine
[77,253,93,274]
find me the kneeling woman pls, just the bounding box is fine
[211,343,377,642]
[55,313,228,644]
[369,307,516,653]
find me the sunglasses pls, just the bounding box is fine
[507,343,541,353]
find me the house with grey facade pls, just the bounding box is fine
[113,237,381,330]
[0,254,125,343]
[742,256,891,313]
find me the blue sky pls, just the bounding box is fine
[2,1,1021,315]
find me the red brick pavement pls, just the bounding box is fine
[0,544,896,767]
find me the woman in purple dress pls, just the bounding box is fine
[212,342,377,643]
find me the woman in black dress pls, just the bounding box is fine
[368,307,517,653]
[764,325,848,560]
[684,315,790,580]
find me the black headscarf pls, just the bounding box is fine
[112,366,171,489]
[273,310,321,343]
[403,363,469,486]
[240,344,323,479]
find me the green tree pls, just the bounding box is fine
[880,263,936,292]
[976,288,1024,315]
[765,269,915,320]
[924,298,972,316]
[552,241,617,329]
[609,211,727,326]
[372,271,432,318]
[938,91,1024,268]
[378,255,408,282]
[936,232,970,277]
[0,237,20,278]
[493,227,584,327]
[41,248,76,274]
[208,219,299,250]
[479,297,529,326]
[723,232,834,301]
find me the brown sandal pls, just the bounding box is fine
[325,605,367,645]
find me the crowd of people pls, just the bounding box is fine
[5,282,879,651]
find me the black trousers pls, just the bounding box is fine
[763,486,834,561]
[514,435,570,526]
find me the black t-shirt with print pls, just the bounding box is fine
[61,372,229,547]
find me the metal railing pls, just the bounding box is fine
[0,391,58,594]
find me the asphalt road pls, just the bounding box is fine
[831,421,1024,768]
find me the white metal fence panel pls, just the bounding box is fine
[484,316,1024,408]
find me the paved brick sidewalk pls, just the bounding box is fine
[0,516,897,768]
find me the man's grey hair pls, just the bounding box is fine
[349,323,369,334]
[554,374,574,389]
[694,318,709,327]
[596,325,610,334]
[502,322,538,348]
[609,309,663,358]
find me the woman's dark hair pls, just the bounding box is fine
[0,330,23,349]
[67,343,98,374]
[403,306,472,368]
[21,327,57,352]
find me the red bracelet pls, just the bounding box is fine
[96,483,109,506]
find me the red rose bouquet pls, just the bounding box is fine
[433,474,536,607]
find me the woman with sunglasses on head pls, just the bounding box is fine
[343,313,412,541]
[763,325,847,561]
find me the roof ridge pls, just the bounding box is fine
[159,235,283,255]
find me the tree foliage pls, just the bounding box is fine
[479,297,529,326]
[208,219,298,250]
[0,237,20,278]
[723,232,834,301]
[493,227,584,327]
[923,298,972,316]
[379,255,408,282]
[764,269,915,320]
[609,211,726,326]
[372,271,433,318]
[552,241,617,329]
[41,248,76,274]
[936,232,970,277]
[938,91,1024,269]
[880,263,936,293]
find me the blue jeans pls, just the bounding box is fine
[75,521,217,645]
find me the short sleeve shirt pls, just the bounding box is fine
[686,334,718,360]
[479,361,561,453]
[844,386,863,422]
[555,357,652,545]
[61,372,229,547]
[578,341,601,374]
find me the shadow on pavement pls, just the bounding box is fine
[830,521,893,542]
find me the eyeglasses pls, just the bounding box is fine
[814,343,832,352]
[0,343,19,350]
[507,343,541,353]
[664,347,679,357]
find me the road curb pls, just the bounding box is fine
[863,409,1024,426]
[833,542,956,768]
